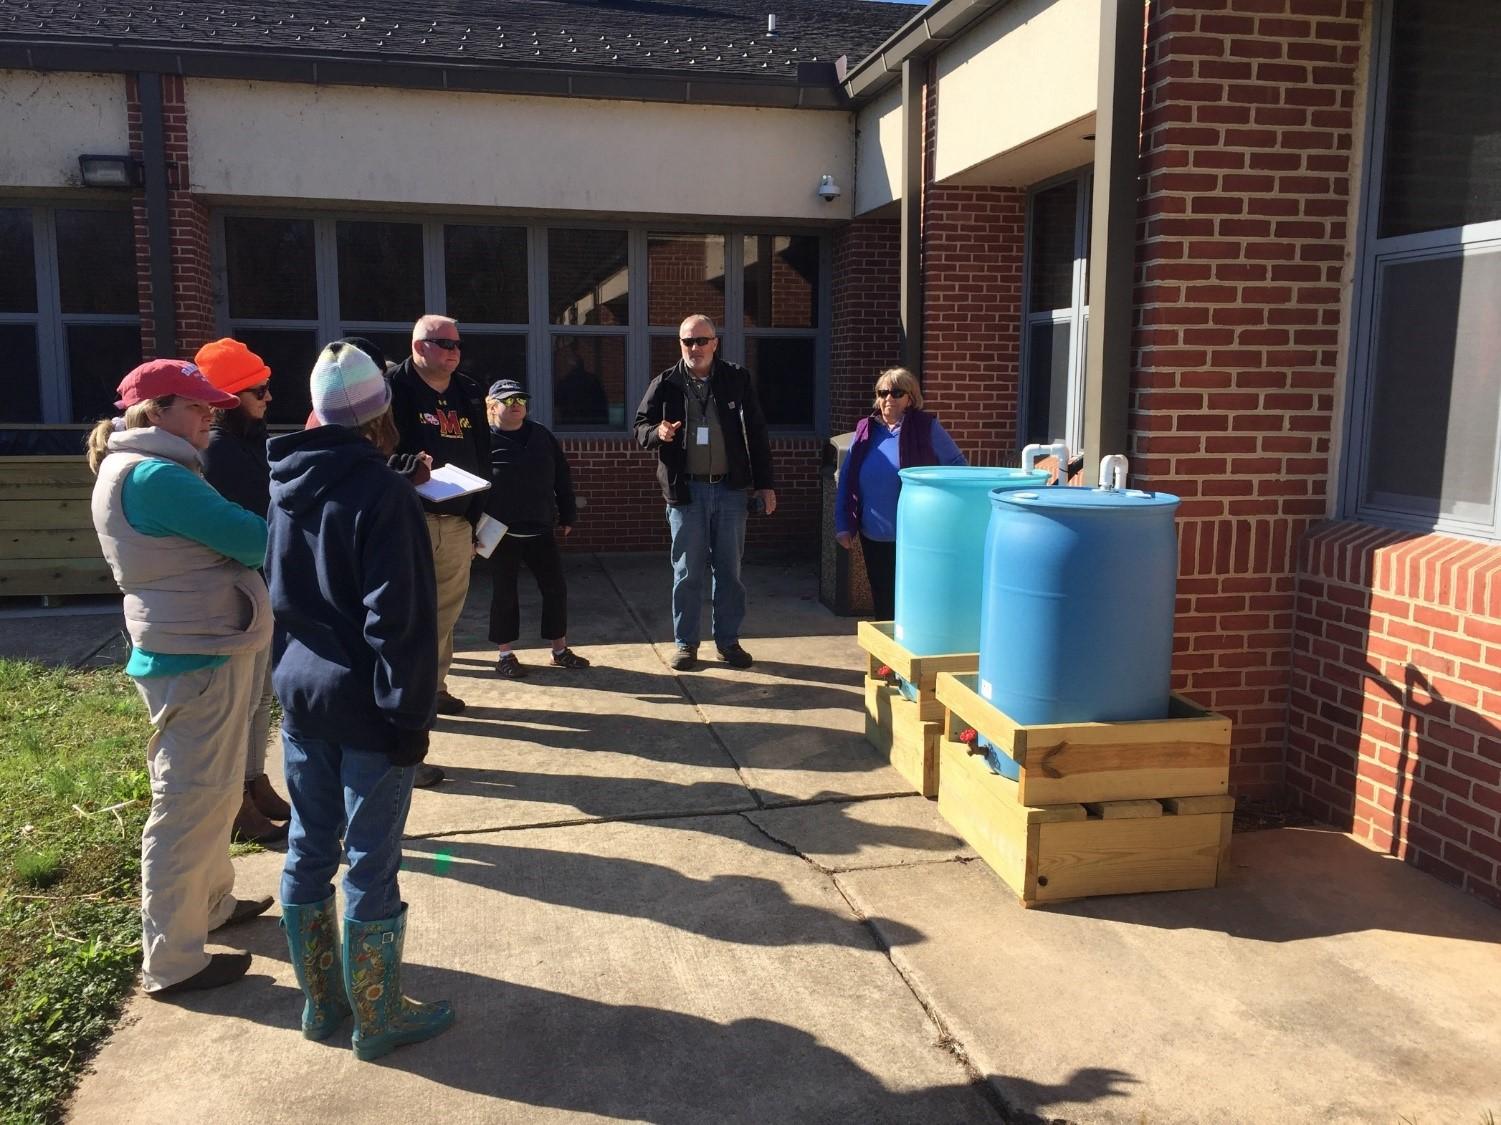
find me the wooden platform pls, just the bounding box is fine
[933,671,1234,906]
[857,621,976,798]
[0,457,112,597]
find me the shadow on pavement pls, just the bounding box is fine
[401,833,926,951]
[1049,828,1501,944]
[376,972,1005,1125]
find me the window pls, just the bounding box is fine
[0,206,141,425]
[1019,173,1091,456]
[215,214,827,433]
[742,235,820,428]
[1345,0,1501,536]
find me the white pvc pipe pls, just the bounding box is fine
[1098,453,1129,491]
[1021,440,1070,479]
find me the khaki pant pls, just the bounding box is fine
[133,651,257,992]
[245,641,275,779]
[426,512,474,693]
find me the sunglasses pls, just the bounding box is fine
[498,395,529,407]
[243,383,271,400]
[876,388,908,399]
[422,338,463,352]
[680,336,716,348]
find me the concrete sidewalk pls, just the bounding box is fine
[57,555,1501,1124]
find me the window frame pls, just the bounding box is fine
[0,201,141,425]
[1017,168,1092,459]
[212,209,831,437]
[1340,0,1501,539]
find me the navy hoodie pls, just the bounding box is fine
[266,426,437,755]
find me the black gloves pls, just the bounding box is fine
[387,453,432,486]
[388,726,430,767]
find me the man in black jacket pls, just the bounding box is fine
[634,314,775,671]
[388,315,491,714]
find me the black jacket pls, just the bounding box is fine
[265,426,437,761]
[633,358,775,505]
[201,413,270,518]
[484,420,577,535]
[387,358,491,523]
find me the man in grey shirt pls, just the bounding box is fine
[634,314,776,671]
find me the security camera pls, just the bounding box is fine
[817,174,841,202]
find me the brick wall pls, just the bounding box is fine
[560,437,821,560]
[920,64,1026,467]
[1133,0,1365,796]
[127,73,214,358]
[829,217,901,434]
[1290,523,1501,909]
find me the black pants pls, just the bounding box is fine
[488,533,568,646]
[860,534,897,621]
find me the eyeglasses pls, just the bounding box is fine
[680,336,716,348]
[498,395,529,407]
[422,338,463,352]
[876,388,908,399]
[243,383,271,400]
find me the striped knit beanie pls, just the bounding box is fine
[309,340,391,427]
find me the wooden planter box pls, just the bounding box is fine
[857,620,976,797]
[934,671,1233,906]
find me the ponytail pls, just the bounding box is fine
[84,396,178,475]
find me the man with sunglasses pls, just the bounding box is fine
[388,315,491,715]
[634,314,776,671]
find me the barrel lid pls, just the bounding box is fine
[900,466,1049,487]
[991,486,1180,511]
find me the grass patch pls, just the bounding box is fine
[0,659,152,1125]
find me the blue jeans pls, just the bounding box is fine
[279,732,414,922]
[667,479,749,650]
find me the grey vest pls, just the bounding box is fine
[91,427,272,656]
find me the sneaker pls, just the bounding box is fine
[434,690,466,715]
[413,763,446,789]
[717,644,754,669]
[669,646,698,671]
[551,647,591,669]
[494,653,528,679]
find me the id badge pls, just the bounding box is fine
[696,425,710,445]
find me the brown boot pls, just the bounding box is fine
[232,786,289,845]
[247,772,291,821]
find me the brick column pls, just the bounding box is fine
[830,217,901,434]
[127,73,215,359]
[1132,0,1364,796]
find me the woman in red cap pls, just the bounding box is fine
[86,358,277,996]
[194,338,292,845]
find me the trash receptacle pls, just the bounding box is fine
[819,432,874,616]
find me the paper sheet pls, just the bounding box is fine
[415,463,492,504]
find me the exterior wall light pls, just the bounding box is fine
[78,154,143,188]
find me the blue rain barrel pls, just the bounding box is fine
[978,486,1180,726]
[893,466,1050,655]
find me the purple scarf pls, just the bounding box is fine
[841,408,937,535]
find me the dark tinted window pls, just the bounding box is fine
[0,209,36,313]
[225,217,317,319]
[743,235,819,328]
[549,229,629,326]
[56,210,137,315]
[337,221,424,323]
[445,225,528,325]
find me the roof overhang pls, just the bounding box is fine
[0,39,848,110]
[839,0,1014,104]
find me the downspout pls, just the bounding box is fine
[1081,0,1145,482]
[137,72,176,357]
[899,56,926,377]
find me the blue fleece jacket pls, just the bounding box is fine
[265,426,438,756]
[835,419,965,541]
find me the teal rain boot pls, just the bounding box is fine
[281,897,353,1041]
[343,903,455,1061]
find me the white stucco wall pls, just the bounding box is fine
[854,84,904,215]
[0,70,128,188]
[187,79,855,221]
[933,0,1098,184]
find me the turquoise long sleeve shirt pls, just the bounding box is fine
[119,458,268,678]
